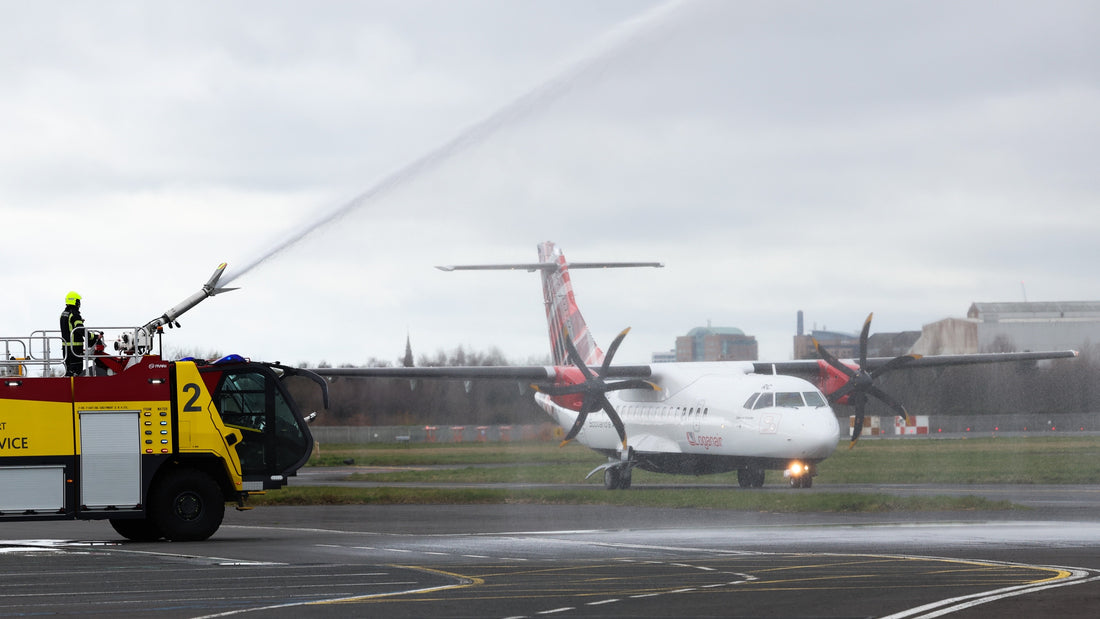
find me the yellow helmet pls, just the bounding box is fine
[65,291,82,305]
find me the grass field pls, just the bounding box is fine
[250,435,1097,512]
[309,435,1100,485]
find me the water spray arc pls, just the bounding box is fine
[223,0,694,286]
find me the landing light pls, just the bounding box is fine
[786,461,805,477]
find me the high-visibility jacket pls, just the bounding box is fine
[60,305,85,351]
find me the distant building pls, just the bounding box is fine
[792,330,858,360]
[909,317,978,355]
[651,350,677,363]
[911,301,1100,355]
[676,326,758,361]
[791,310,920,359]
[867,331,922,357]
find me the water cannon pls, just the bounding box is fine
[114,332,137,355]
[141,262,239,337]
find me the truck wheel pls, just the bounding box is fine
[149,469,225,542]
[109,518,163,542]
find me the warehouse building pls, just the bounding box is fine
[910,301,1100,355]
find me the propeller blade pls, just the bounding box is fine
[869,385,909,421]
[814,338,858,379]
[561,326,594,380]
[848,392,867,449]
[560,409,590,446]
[552,325,638,452]
[601,327,631,374]
[870,354,922,378]
[598,393,629,450]
[826,381,857,404]
[858,312,873,367]
[815,313,920,450]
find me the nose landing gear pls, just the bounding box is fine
[783,461,816,488]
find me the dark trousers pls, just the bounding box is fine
[64,348,83,376]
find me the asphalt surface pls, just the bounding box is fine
[2,480,1099,617]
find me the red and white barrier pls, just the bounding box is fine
[895,415,930,435]
[849,415,882,435]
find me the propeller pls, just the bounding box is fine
[813,313,921,449]
[533,327,658,451]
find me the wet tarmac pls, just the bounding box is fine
[3,498,1099,618]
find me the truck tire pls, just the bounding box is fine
[149,469,225,542]
[109,518,163,542]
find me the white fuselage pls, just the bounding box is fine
[536,362,840,473]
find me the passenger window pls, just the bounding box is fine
[744,393,759,409]
[753,392,774,409]
[803,391,827,407]
[775,392,805,408]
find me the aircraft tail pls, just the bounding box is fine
[538,242,600,366]
[437,241,662,367]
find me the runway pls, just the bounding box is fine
[3,500,1099,618]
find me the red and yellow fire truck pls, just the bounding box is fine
[0,265,325,541]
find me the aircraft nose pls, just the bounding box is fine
[802,408,840,458]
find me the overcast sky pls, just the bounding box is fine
[3,0,1098,367]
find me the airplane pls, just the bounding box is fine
[315,242,1078,490]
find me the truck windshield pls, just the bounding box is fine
[214,368,311,476]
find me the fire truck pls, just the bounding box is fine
[0,265,326,542]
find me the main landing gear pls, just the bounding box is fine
[603,466,632,490]
[587,447,636,490]
[737,467,766,488]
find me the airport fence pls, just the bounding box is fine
[907,412,1099,435]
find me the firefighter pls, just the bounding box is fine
[60,291,86,376]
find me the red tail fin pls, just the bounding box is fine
[538,242,602,366]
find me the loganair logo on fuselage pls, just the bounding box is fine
[686,432,722,450]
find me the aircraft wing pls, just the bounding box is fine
[756,349,1079,377]
[313,349,1075,383]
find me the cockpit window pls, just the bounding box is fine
[753,392,774,409]
[775,392,805,407]
[803,391,827,407]
[743,393,759,409]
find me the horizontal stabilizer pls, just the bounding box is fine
[437,261,663,272]
[313,364,653,380]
